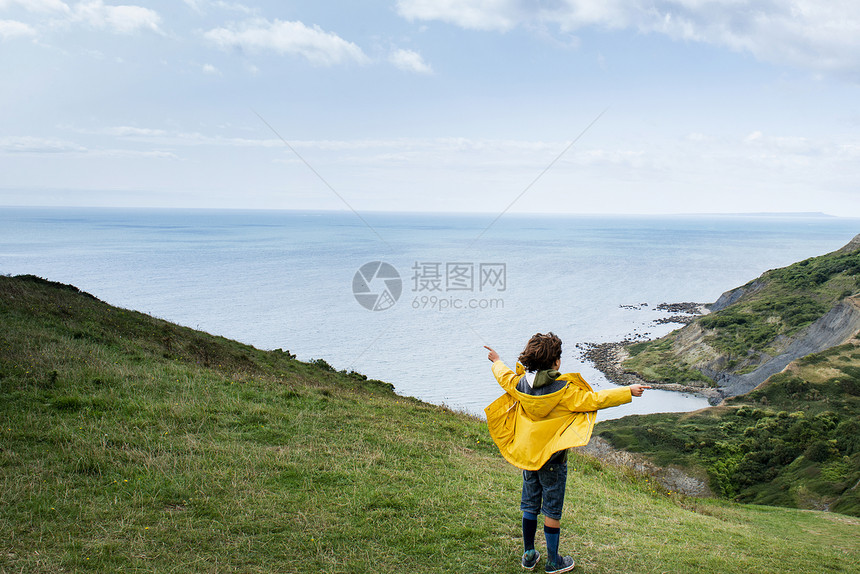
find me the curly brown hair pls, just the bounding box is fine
[518,332,562,372]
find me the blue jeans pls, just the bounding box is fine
[521,458,568,520]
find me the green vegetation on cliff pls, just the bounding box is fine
[599,336,860,516]
[623,237,860,386]
[625,339,712,385]
[1,275,858,573]
[697,247,858,357]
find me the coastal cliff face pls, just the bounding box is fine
[715,295,860,398]
[622,234,860,401]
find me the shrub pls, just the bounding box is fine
[842,376,860,396]
[839,365,860,380]
[835,420,860,455]
[707,453,742,497]
[310,358,336,372]
[734,451,769,488]
[804,440,837,463]
[798,354,827,366]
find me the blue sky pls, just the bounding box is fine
[1,0,859,215]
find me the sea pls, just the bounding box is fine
[2,207,858,420]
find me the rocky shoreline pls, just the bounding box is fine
[652,302,710,325]
[578,302,721,402]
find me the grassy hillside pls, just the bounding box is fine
[623,240,860,386]
[1,275,858,573]
[597,336,860,516]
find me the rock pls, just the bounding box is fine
[653,315,697,325]
[655,302,705,314]
[708,280,765,312]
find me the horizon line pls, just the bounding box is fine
[0,204,843,219]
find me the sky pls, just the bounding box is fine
[1,0,860,215]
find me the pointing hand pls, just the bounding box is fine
[630,384,651,397]
[484,345,499,362]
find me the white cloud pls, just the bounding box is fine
[389,48,433,74]
[0,136,86,154]
[643,1,860,76]
[202,63,220,75]
[71,1,161,34]
[181,0,205,13]
[1,0,161,34]
[0,0,70,13]
[94,149,178,159]
[397,0,520,31]
[0,135,179,160]
[102,126,168,137]
[213,1,253,14]
[396,0,860,77]
[0,18,36,39]
[181,0,253,15]
[204,18,369,66]
[742,130,814,154]
[71,126,567,156]
[72,125,276,147]
[61,126,860,196]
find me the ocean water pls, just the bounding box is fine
[1,207,858,420]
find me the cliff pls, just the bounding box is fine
[622,233,860,401]
[714,295,860,398]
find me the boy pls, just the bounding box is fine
[484,333,649,573]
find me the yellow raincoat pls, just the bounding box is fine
[485,361,632,471]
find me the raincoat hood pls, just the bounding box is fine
[525,368,561,390]
[518,368,566,419]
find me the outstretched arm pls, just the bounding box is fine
[559,378,651,412]
[484,345,520,394]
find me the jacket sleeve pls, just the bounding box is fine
[560,385,631,412]
[491,360,520,395]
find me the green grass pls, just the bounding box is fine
[1,275,858,573]
[623,340,713,386]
